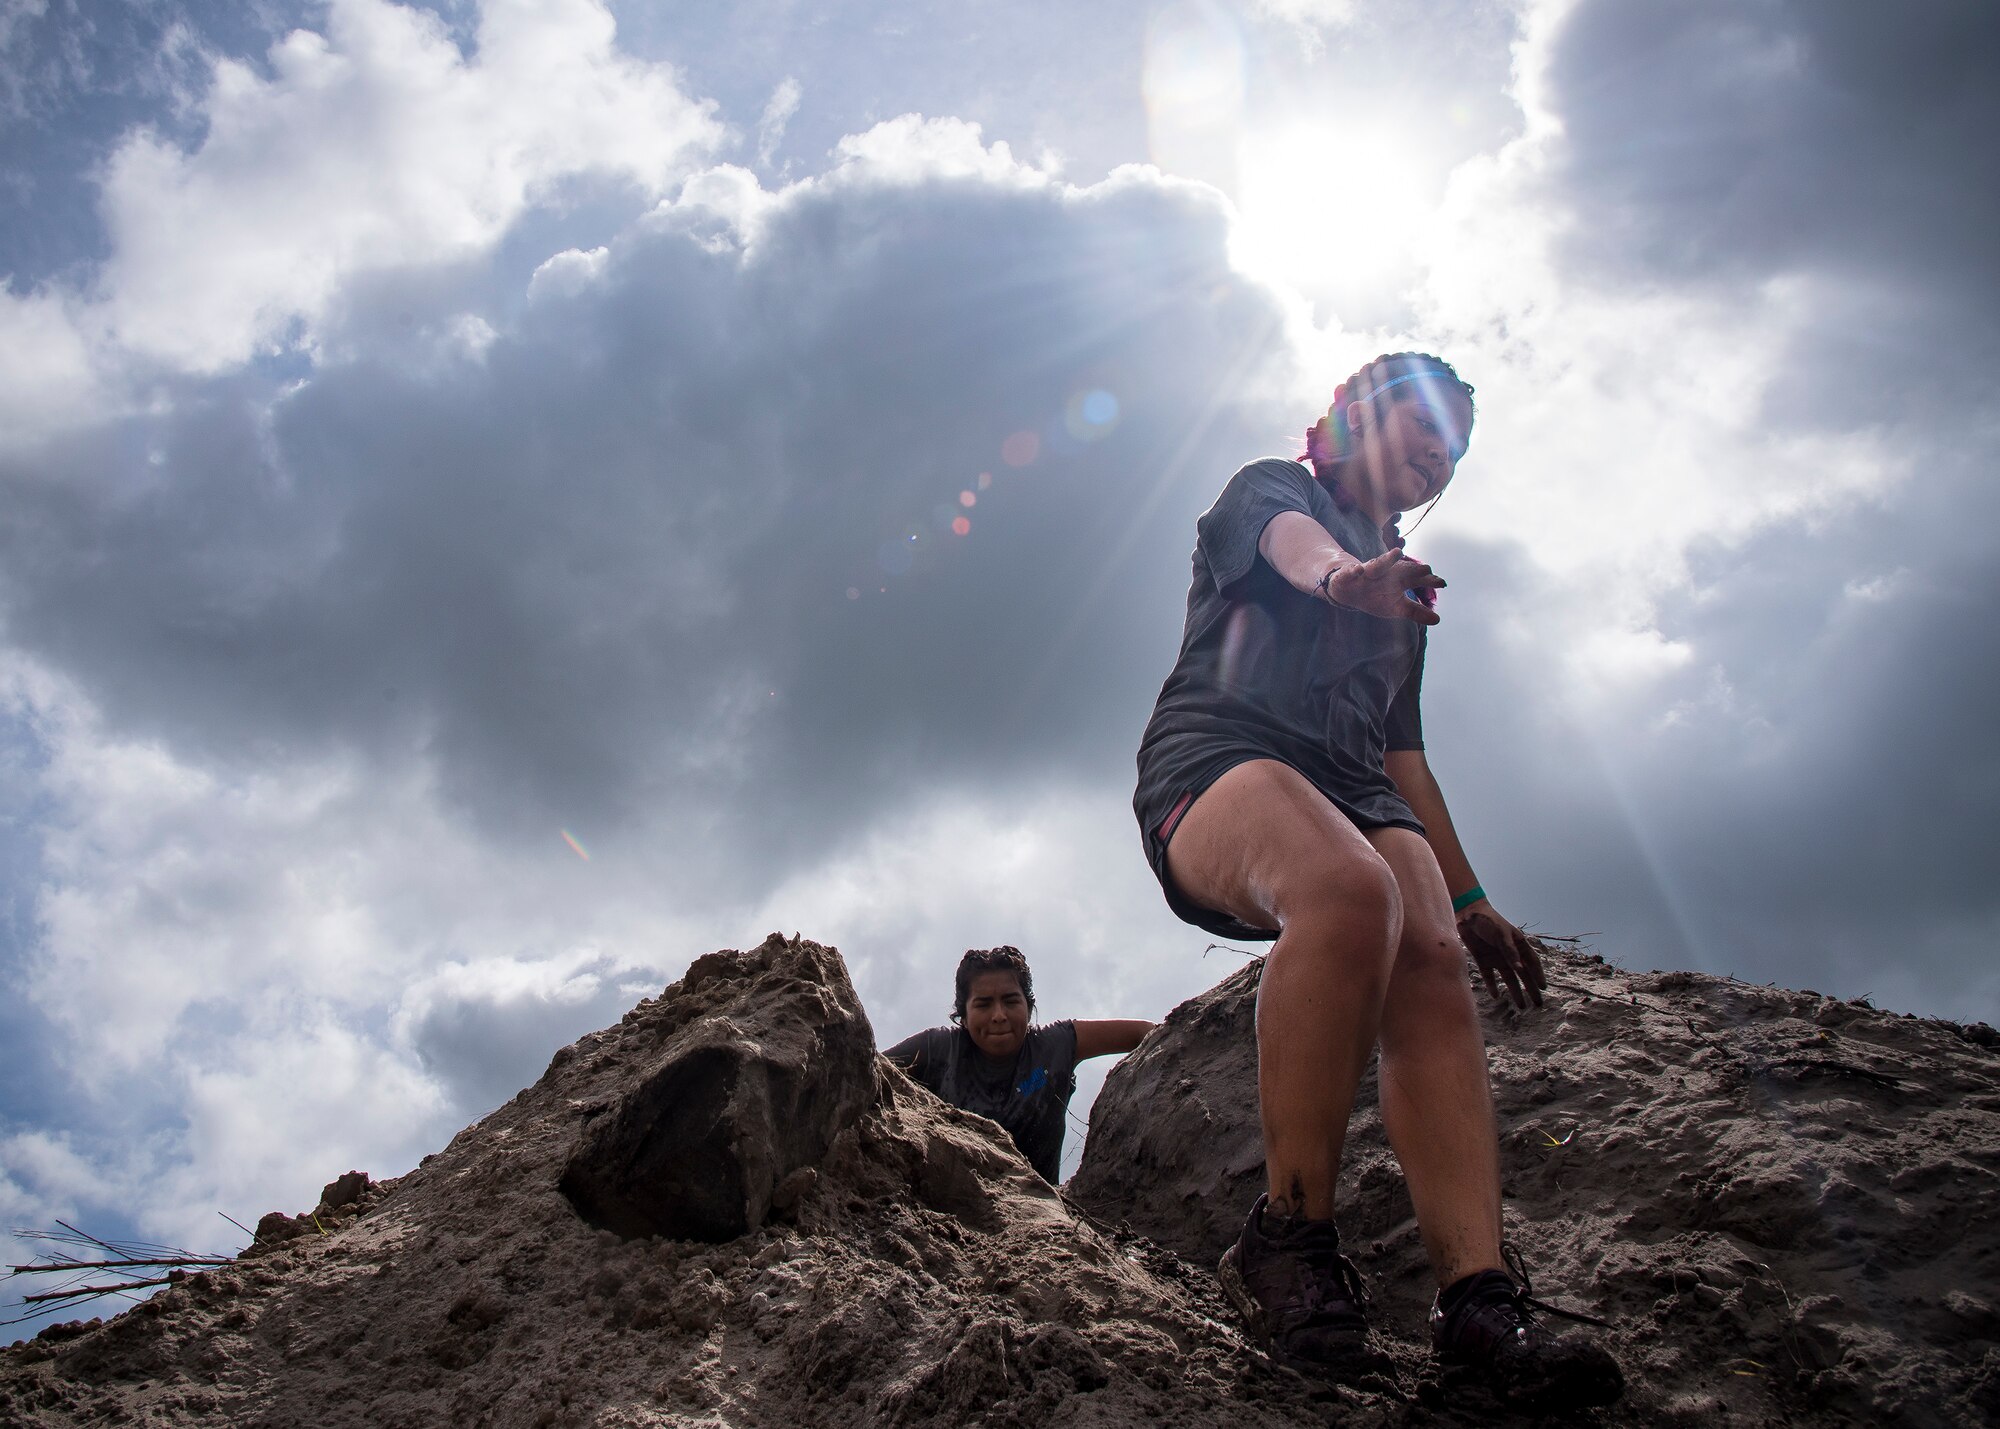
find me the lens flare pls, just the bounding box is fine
[951,516,971,536]
[1064,387,1121,441]
[1001,430,1040,467]
[560,829,590,861]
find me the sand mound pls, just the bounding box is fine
[5,935,1997,1427]
[1071,949,2000,1426]
[0,936,1339,1428]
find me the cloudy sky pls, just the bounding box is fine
[2,0,1995,1333]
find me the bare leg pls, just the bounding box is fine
[1366,825,1505,1285]
[1165,760,1401,1220]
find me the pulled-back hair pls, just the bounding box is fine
[951,946,1035,1024]
[1305,351,1474,471]
[1301,351,1475,546]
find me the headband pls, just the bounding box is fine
[1364,369,1461,399]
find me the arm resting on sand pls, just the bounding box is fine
[1384,749,1478,897]
[1386,749,1546,1008]
[1073,1020,1155,1061]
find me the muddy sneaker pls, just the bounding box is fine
[1430,1265,1624,1410]
[1217,1194,1390,1378]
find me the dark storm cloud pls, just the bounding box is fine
[1418,483,2000,1022]
[1410,0,2000,1019]
[1538,0,2000,436]
[0,154,1292,902]
[1626,445,2000,1013]
[1544,0,2000,321]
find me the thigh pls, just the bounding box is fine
[1165,759,1389,935]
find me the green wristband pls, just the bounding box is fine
[1451,884,1486,913]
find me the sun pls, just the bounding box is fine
[1229,122,1443,303]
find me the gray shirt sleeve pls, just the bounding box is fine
[1041,1020,1080,1099]
[1195,459,1319,598]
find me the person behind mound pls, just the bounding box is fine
[883,946,1154,1184]
[1131,352,1624,1409]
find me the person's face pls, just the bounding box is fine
[1350,388,1473,517]
[963,971,1030,1058]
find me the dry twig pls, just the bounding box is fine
[5,1223,232,1327]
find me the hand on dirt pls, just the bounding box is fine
[1323,548,1444,625]
[1458,903,1546,1009]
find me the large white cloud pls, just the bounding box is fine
[98,0,721,370]
[0,0,723,451]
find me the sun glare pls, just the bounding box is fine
[1230,123,1441,302]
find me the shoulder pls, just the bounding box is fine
[1029,1020,1079,1062]
[884,1025,960,1066]
[1233,457,1315,489]
[1200,458,1319,531]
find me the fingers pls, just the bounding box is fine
[1373,549,1446,587]
[1462,916,1531,1009]
[1328,551,1446,622]
[1462,925,1503,1003]
[1514,929,1548,1003]
[1494,919,1546,995]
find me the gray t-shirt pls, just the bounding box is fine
[882,1022,1079,1182]
[1133,458,1426,941]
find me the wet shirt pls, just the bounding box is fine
[882,1022,1079,1182]
[1134,458,1426,937]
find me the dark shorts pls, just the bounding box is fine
[1135,747,1424,944]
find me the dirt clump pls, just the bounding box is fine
[558,939,877,1241]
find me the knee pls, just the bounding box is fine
[1282,847,1403,952]
[1396,914,1470,989]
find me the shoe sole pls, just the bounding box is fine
[1217,1244,1272,1345]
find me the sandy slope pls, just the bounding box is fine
[4,935,1996,1427]
[1071,948,2000,1426]
[0,937,1338,1428]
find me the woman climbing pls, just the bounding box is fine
[883,946,1153,1183]
[1131,353,1623,1409]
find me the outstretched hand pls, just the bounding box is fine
[1323,548,1445,624]
[1457,902,1546,1009]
